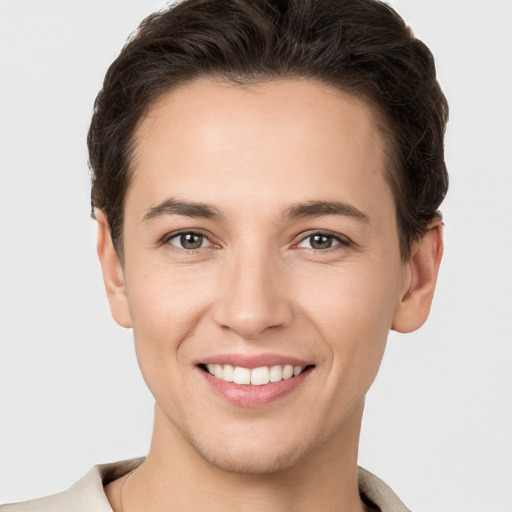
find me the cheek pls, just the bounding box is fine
[296,258,402,373]
[311,290,390,381]
[299,257,401,330]
[124,262,211,379]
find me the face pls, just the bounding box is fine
[104,79,414,474]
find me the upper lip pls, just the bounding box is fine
[196,353,313,369]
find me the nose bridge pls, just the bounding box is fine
[214,241,292,339]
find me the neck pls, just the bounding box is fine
[119,402,368,512]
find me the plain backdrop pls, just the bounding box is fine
[1,1,511,511]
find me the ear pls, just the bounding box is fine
[96,210,132,328]
[392,220,444,333]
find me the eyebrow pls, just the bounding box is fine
[142,198,370,224]
[142,198,222,222]
[285,200,370,224]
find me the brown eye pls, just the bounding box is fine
[168,232,208,250]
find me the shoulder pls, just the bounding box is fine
[0,458,144,512]
[358,467,411,512]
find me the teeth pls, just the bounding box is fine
[269,365,282,382]
[222,364,234,382]
[282,365,293,379]
[205,364,307,385]
[251,366,270,385]
[233,367,251,385]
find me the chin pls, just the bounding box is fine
[185,424,320,475]
[200,443,309,475]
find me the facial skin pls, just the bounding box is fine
[98,79,443,511]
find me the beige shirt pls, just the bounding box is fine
[0,459,410,512]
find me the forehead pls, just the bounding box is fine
[126,78,394,222]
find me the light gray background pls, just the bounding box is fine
[1,1,511,510]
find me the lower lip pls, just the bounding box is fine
[199,368,312,408]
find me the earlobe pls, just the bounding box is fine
[392,221,444,333]
[96,210,133,328]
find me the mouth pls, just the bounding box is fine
[198,363,313,385]
[196,357,315,408]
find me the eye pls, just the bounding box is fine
[296,232,347,250]
[167,231,211,250]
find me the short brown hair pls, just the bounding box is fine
[88,0,448,260]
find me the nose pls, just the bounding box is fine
[212,247,293,340]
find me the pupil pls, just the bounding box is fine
[181,233,203,249]
[311,234,331,249]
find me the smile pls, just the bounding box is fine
[197,354,315,407]
[203,363,307,385]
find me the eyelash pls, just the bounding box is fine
[161,230,216,252]
[293,230,351,251]
[162,229,351,254]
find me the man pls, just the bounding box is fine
[1,0,447,510]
